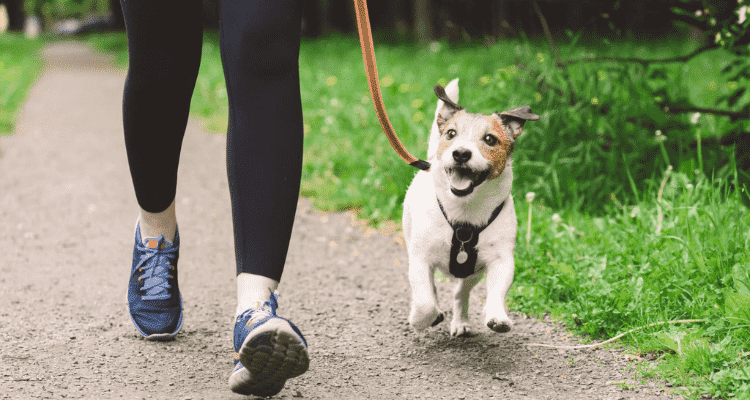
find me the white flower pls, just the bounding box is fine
[526,192,535,202]
[552,213,561,223]
[695,10,703,17]
[690,112,701,124]
[686,183,694,190]
[739,6,748,24]
[655,130,662,136]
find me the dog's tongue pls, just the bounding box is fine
[450,173,473,191]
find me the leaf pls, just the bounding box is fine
[648,67,668,81]
[655,331,682,354]
[550,260,575,279]
[733,263,750,296]
[727,88,747,108]
[644,104,667,125]
[725,66,750,82]
[721,59,744,74]
[723,292,750,324]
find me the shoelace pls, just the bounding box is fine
[135,240,179,301]
[238,292,279,324]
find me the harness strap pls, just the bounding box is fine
[352,0,431,171]
[437,198,507,278]
[437,198,506,233]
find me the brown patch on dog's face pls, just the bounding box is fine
[480,116,514,179]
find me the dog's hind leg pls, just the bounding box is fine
[408,262,444,330]
[484,249,515,333]
[450,272,483,337]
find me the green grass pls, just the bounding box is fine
[512,165,750,399]
[0,33,44,137]
[79,32,750,398]
[83,31,130,66]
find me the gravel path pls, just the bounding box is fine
[0,41,680,400]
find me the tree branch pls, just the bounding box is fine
[560,44,719,67]
[663,105,747,119]
[532,0,562,67]
[695,131,750,148]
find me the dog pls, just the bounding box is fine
[402,78,539,336]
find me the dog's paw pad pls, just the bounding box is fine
[487,318,512,333]
[431,312,445,327]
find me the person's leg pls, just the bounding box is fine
[121,0,203,244]
[120,0,202,339]
[220,0,308,395]
[219,0,304,314]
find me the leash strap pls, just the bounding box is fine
[352,0,431,171]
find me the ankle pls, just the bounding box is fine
[138,200,177,244]
[236,273,279,317]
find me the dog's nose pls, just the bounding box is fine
[452,148,472,164]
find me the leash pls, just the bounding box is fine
[352,0,431,171]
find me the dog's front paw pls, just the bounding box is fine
[486,316,513,333]
[450,320,473,337]
[409,305,445,330]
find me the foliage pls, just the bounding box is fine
[672,0,750,50]
[82,31,128,68]
[511,165,750,399]
[0,33,43,137]
[24,0,110,24]
[80,31,744,223]
[669,0,750,204]
[520,34,746,209]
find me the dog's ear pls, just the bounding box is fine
[435,84,463,130]
[496,106,540,139]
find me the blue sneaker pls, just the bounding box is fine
[229,292,309,396]
[126,222,183,341]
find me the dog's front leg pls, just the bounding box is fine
[450,272,482,337]
[484,249,515,333]
[408,260,444,330]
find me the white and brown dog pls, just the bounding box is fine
[403,79,539,337]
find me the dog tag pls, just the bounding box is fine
[449,228,479,278]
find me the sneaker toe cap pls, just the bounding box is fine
[129,301,182,336]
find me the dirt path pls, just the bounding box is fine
[0,41,679,400]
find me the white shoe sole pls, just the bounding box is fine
[228,318,309,396]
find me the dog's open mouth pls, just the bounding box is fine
[447,167,490,197]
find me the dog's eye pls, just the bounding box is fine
[445,129,457,140]
[483,134,498,146]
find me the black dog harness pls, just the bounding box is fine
[437,199,506,278]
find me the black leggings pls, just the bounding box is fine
[121,0,303,281]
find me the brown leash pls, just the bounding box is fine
[352,0,431,171]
